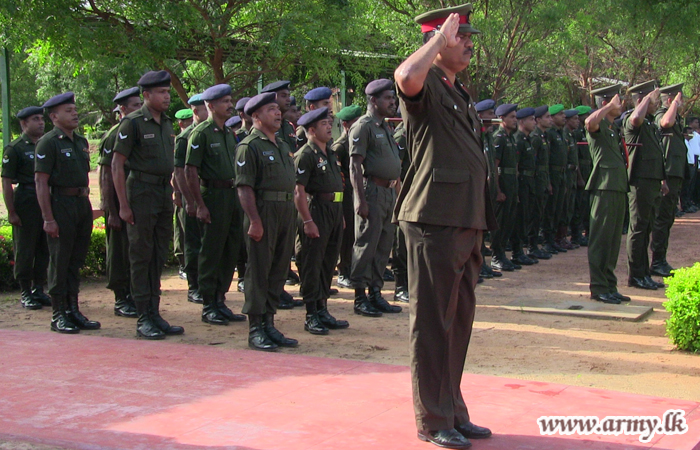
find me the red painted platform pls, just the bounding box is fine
[0,329,698,450]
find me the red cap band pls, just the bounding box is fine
[421,14,468,33]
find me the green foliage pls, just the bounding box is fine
[663,263,700,352]
[0,226,17,291]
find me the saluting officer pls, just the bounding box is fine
[98,87,142,318]
[528,105,553,259]
[544,104,569,254]
[2,106,50,310]
[35,92,99,333]
[294,107,349,335]
[510,107,538,266]
[295,87,334,149]
[184,84,247,326]
[349,79,403,317]
[112,70,184,339]
[235,92,299,351]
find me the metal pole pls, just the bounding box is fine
[257,66,262,95]
[340,70,346,107]
[0,48,10,146]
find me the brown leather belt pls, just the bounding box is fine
[200,179,235,189]
[51,187,90,197]
[367,176,392,188]
[314,192,344,202]
[129,170,170,186]
[260,191,294,202]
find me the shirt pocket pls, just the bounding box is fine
[262,154,281,179]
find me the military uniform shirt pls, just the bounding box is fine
[331,131,351,190]
[622,114,665,182]
[174,124,194,168]
[654,108,687,178]
[114,104,175,177]
[547,128,569,167]
[565,128,579,166]
[393,122,411,180]
[235,127,296,192]
[514,130,535,171]
[98,124,121,167]
[186,118,238,180]
[493,128,518,168]
[295,141,344,193]
[531,127,550,178]
[349,112,402,181]
[2,133,37,184]
[34,128,90,187]
[235,128,248,144]
[276,119,298,152]
[585,118,628,193]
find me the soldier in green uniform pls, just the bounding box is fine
[544,105,569,253]
[391,118,410,300]
[2,106,50,309]
[261,81,297,153]
[295,87,333,149]
[294,107,349,334]
[650,84,686,277]
[112,70,184,339]
[528,106,553,259]
[173,94,207,304]
[332,104,363,289]
[173,108,192,279]
[235,92,299,351]
[98,87,142,318]
[183,84,247,326]
[490,103,519,271]
[35,92,100,333]
[623,81,668,290]
[573,105,593,246]
[349,79,403,316]
[585,85,630,304]
[233,96,252,293]
[562,109,582,250]
[510,107,538,265]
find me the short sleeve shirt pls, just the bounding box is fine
[514,130,535,171]
[330,131,351,192]
[348,112,402,180]
[492,128,518,168]
[295,141,344,194]
[585,118,628,192]
[174,124,194,168]
[98,124,120,167]
[547,128,568,167]
[531,127,550,170]
[2,133,37,184]
[185,117,238,181]
[235,127,296,193]
[275,119,298,152]
[654,108,687,178]
[34,128,90,187]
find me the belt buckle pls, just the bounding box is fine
[334,192,343,202]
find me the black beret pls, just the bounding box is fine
[261,80,290,93]
[16,106,44,119]
[534,105,549,118]
[235,97,251,112]
[113,87,140,104]
[516,107,535,119]
[138,70,171,89]
[365,79,394,96]
[591,84,621,99]
[42,92,75,109]
[628,80,657,96]
[290,96,297,106]
[188,94,204,106]
[201,84,232,101]
[304,87,332,102]
[244,92,277,116]
[225,116,242,128]
[475,99,495,112]
[297,107,330,128]
[495,103,517,117]
[564,109,579,119]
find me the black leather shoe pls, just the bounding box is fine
[336,275,353,289]
[31,286,52,306]
[394,289,409,302]
[202,296,229,326]
[66,295,101,330]
[51,311,79,334]
[278,291,294,309]
[21,290,43,310]
[491,269,502,277]
[136,315,166,340]
[114,289,137,318]
[650,262,673,278]
[187,289,203,304]
[217,293,246,322]
[383,268,395,281]
[479,268,493,279]
[417,429,472,449]
[611,292,631,302]
[318,307,349,329]
[454,422,492,439]
[237,280,245,293]
[552,242,567,253]
[178,266,187,280]
[628,277,657,290]
[590,293,621,304]
[542,243,559,255]
[512,254,536,265]
[491,256,514,272]
[286,269,300,285]
[354,295,382,317]
[248,315,277,351]
[305,313,330,335]
[263,313,298,347]
[329,288,339,296]
[369,288,402,313]
[152,314,185,335]
[512,262,522,270]
[645,276,665,289]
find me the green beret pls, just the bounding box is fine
[175,109,193,120]
[575,106,592,115]
[336,105,363,121]
[549,104,565,115]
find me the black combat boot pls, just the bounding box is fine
[353,288,382,317]
[30,283,51,306]
[114,288,137,318]
[393,272,409,303]
[202,294,229,325]
[149,297,184,335]
[369,286,402,313]
[50,295,79,334]
[263,312,298,347]
[248,314,277,351]
[66,294,101,330]
[304,302,329,335]
[20,280,42,310]
[217,292,246,322]
[136,299,165,340]
[317,298,349,329]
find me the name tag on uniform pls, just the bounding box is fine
[61,149,72,154]
[317,159,328,169]
[25,152,34,159]
[144,134,155,139]
[210,143,220,148]
[262,150,274,156]
[376,133,384,138]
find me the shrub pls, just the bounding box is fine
[663,263,700,352]
[0,226,17,291]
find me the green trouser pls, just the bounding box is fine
[490,173,517,254]
[627,178,662,279]
[299,199,343,303]
[391,223,408,288]
[12,185,49,286]
[511,175,535,253]
[197,187,243,297]
[47,194,92,297]
[104,211,130,291]
[126,177,173,307]
[588,190,626,295]
[529,174,549,247]
[572,188,589,237]
[544,170,566,243]
[650,176,683,263]
[242,199,296,315]
[178,200,201,291]
[337,186,355,277]
[350,180,396,290]
[173,205,185,266]
[563,169,577,227]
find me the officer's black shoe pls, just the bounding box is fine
[66,295,101,330]
[383,268,395,282]
[31,285,52,306]
[202,296,229,326]
[329,288,339,296]
[286,269,300,285]
[114,289,137,318]
[505,243,512,252]
[551,242,567,253]
[477,277,484,284]
[21,289,43,310]
[482,247,493,257]
[454,422,492,440]
[394,289,410,302]
[237,280,245,293]
[354,294,382,317]
[248,315,277,351]
[187,289,204,304]
[178,266,187,280]
[645,276,665,289]
[369,288,402,313]
[417,429,472,449]
[318,306,349,329]
[511,254,535,266]
[136,314,166,340]
[304,313,330,335]
[152,314,185,335]
[50,296,79,334]
[532,248,552,260]
[542,243,559,255]
[217,293,246,322]
[628,277,657,290]
[479,268,493,279]
[590,293,621,304]
[491,254,514,272]
[278,291,294,309]
[263,313,298,347]
[611,292,631,302]
[579,235,589,246]
[336,275,352,289]
[512,262,522,270]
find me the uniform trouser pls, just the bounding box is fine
[337,188,355,277]
[680,165,694,210]
[178,199,201,290]
[237,239,247,280]
[510,175,535,253]
[173,205,185,266]
[104,211,130,292]
[12,186,49,285]
[563,169,577,227]
[490,174,517,253]
[544,171,566,243]
[401,221,482,431]
[126,178,173,307]
[572,188,589,237]
[198,187,243,298]
[627,178,662,279]
[299,200,343,303]
[391,225,408,287]
[350,181,396,290]
[588,190,626,295]
[650,176,683,262]
[529,174,549,247]
[242,199,296,315]
[47,195,92,297]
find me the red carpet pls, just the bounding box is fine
[0,329,698,450]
